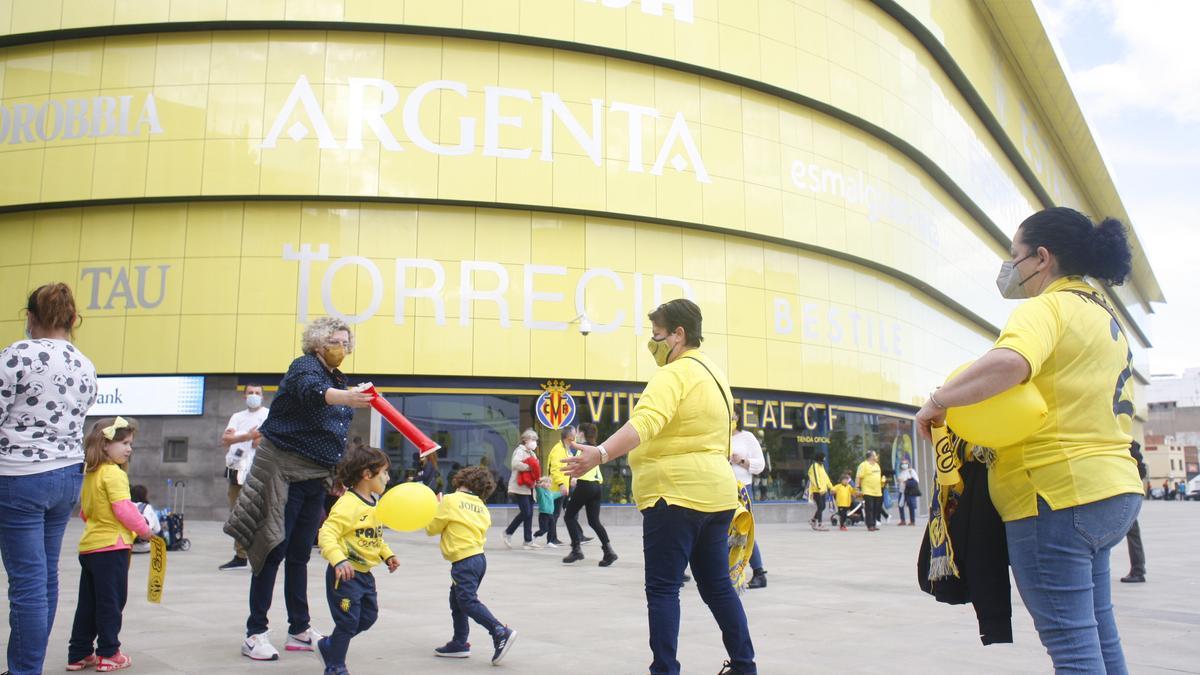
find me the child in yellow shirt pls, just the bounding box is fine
[67,417,152,672]
[831,473,856,532]
[425,466,517,665]
[316,447,399,674]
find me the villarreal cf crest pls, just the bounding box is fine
[535,380,577,430]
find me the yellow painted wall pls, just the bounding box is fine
[0,33,1018,330]
[0,201,994,406]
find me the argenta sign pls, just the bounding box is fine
[261,75,711,183]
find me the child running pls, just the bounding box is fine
[67,417,151,672]
[316,446,399,675]
[425,466,517,664]
[832,473,855,531]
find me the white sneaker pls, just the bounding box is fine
[242,631,279,661]
[523,541,542,550]
[546,542,560,548]
[285,627,324,652]
[503,533,513,549]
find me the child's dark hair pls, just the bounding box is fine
[1018,207,1133,286]
[453,465,496,500]
[83,417,138,473]
[335,446,390,488]
[131,485,149,503]
[840,472,851,481]
[579,422,599,445]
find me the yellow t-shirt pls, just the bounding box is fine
[546,441,571,491]
[425,490,491,562]
[831,483,855,508]
[79,462,135,553]
[989,276,1142,522]
[627,349,740,513]
[318,491,395,573]
[808,463,834,494]
[856,461,883,497]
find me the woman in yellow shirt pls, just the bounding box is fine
[564,299,754,675]
[915,208,1142,674]
[854,451,884,531]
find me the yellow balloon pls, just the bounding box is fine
[376,483,439,532]
[944,361,1048,448]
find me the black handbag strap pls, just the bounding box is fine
[682,356,734,459]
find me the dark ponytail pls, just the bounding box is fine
[1018,207,1133,286]
[26,282,79,335]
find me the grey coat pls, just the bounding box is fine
[223,440,332,572]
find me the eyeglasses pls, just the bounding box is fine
[325,339,350,348]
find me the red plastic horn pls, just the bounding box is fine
[363,385,440,458]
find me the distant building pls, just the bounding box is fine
[1147,369,1200,481]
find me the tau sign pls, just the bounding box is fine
[536,381,578,430]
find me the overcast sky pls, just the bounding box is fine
[1038,0,1200,376]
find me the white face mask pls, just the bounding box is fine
[246,394,263,409]
[996,254,1037,299]
[524,440,537,451]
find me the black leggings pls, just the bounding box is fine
[564,479,609,546]
[811,492,826,523]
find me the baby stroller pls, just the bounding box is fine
[160,479,191,552]
[832,499,865,528]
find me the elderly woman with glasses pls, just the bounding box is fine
[226,316,374,662]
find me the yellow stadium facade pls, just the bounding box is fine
[0,1,1161,517]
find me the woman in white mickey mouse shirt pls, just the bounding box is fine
[0,283,97,675]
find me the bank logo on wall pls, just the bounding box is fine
[536,380,578,430]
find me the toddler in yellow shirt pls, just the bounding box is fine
[831,474,856,531]
[425,466,517,665]
[316,447,399,674]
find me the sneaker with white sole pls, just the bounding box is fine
[491,627,517,665]
[546,542,560,548]
[242,631,279,661]
[522,541,542,550]
[503,533,513,549]
[285,627,324,652]
[434,641,471,658]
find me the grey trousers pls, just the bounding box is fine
[1125,518,1146,576]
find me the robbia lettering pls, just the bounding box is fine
[283,245,907,357]
[1,94,162,144]
[260,76,710,183]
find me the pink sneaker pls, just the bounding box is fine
[95,651,131,672]
[66,654,99,671]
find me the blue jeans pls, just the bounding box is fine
[448,554,502,644]
[247,477,326,636]
[0,464,84,675]
[323,566,378,667]
[504,493,534,543]
[642,499,755,675]
[900,495,919,523]
[1006,494,1141,674]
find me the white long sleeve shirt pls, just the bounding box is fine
[730,430,765,486]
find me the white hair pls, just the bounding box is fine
[301,316,355,355]
[520,428,538,443]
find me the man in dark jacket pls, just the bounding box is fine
[1120,441,1148,583]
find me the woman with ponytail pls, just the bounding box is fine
[915,207,1143,673]
[0,283,97,675]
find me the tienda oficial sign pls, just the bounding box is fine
[261,75,711,183]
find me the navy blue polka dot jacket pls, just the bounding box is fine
[259,354,353,468]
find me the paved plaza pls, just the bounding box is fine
[3,501,1196,674]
